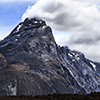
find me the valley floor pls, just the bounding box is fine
[0,92,100,100]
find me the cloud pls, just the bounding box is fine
[68,43,100,62]
[22,0,100,31]
[22,0,100,62]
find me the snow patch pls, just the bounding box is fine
[90,62,96,71]
[67,67,74,77]
[75,54,80,60]
[6,80,17,95]
[42,25,47,29]
[68,53,73,57]
[72,59,75,62]
[70,51,75,55]
[40,21,42,24]
[34,21,38,23]
[69,70,74,77]
[42,36,47,39]
[15,39,18,42]
[16,24,23,32]
[17,34,20,37]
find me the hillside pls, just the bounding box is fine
[0,17,100,95]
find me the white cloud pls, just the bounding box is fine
[22,0,100,32]
[22,0,100,62]
[68,43,100,62]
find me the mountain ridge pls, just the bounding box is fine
[0,17,100,95]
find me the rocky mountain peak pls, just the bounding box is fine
[0,17,57,64]
[12,17,47,33]
[0,18,100,95]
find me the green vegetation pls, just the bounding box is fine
[0,92,100,100]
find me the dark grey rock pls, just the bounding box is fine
[0,54,7,70]
[0,17,100,95]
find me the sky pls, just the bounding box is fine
[0,0,100,62]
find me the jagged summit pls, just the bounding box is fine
[0,17,100,95]
[9,17,49,37]
[0,17,57,65]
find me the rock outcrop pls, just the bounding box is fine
[0,17,100,95]
[0,54,7,70]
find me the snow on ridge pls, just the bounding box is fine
[90,62,96,71]
[16,24,23,32]
[75,54,80,61]
[68,53,73,57]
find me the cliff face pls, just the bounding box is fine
[0,17,100,95]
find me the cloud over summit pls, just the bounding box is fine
[22,0,100,31]
[22,0,100,62]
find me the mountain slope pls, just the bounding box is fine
[0,17,100,95]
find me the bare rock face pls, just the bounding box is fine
[0,17,100,95]
[0,54,7,70]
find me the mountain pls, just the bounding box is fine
[0,17,100,95]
